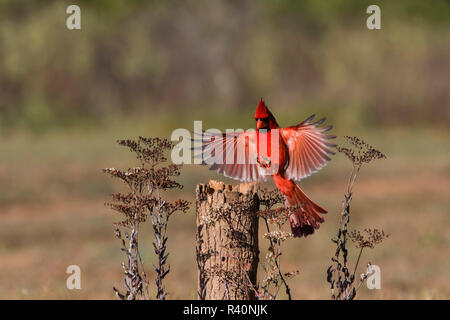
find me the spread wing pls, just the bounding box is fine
[193,130,268,182]
[281,115,336,181]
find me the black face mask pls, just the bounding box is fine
[256,117,270,131]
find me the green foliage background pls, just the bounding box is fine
[0,0,449,131]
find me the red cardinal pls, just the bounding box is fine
[196,98,336,237]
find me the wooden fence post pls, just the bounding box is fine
[196,180,260,300]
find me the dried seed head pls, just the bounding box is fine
[263,230,291,242]
[258,188,284,209]
[337,136,386,166]
[117,137,174,167]
[349,228,390,249]
[104,137,190,229]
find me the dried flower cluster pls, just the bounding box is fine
[263,230,291,242]
[258,188,284,209]
[118,137,173,167]
[327,136,388,300]
[104,136,190,300]
[349,228,390,249]
[337,136,386,166]
[253,188,297,300]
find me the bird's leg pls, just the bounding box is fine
[257,155,272,168]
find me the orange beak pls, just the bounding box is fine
[256,119,265,130]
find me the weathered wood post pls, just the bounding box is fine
[196,180,260,300]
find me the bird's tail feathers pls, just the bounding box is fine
[285,184,327,238]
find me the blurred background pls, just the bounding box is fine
[0,0,448,299]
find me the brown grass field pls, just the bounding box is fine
[0,122,449,300]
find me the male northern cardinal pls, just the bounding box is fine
[197,98,336,237]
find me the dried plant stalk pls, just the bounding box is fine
[104,136,189,300]
[327,136,387,300]
[256,188,297,300]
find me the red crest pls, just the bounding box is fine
[254,98,270,119]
